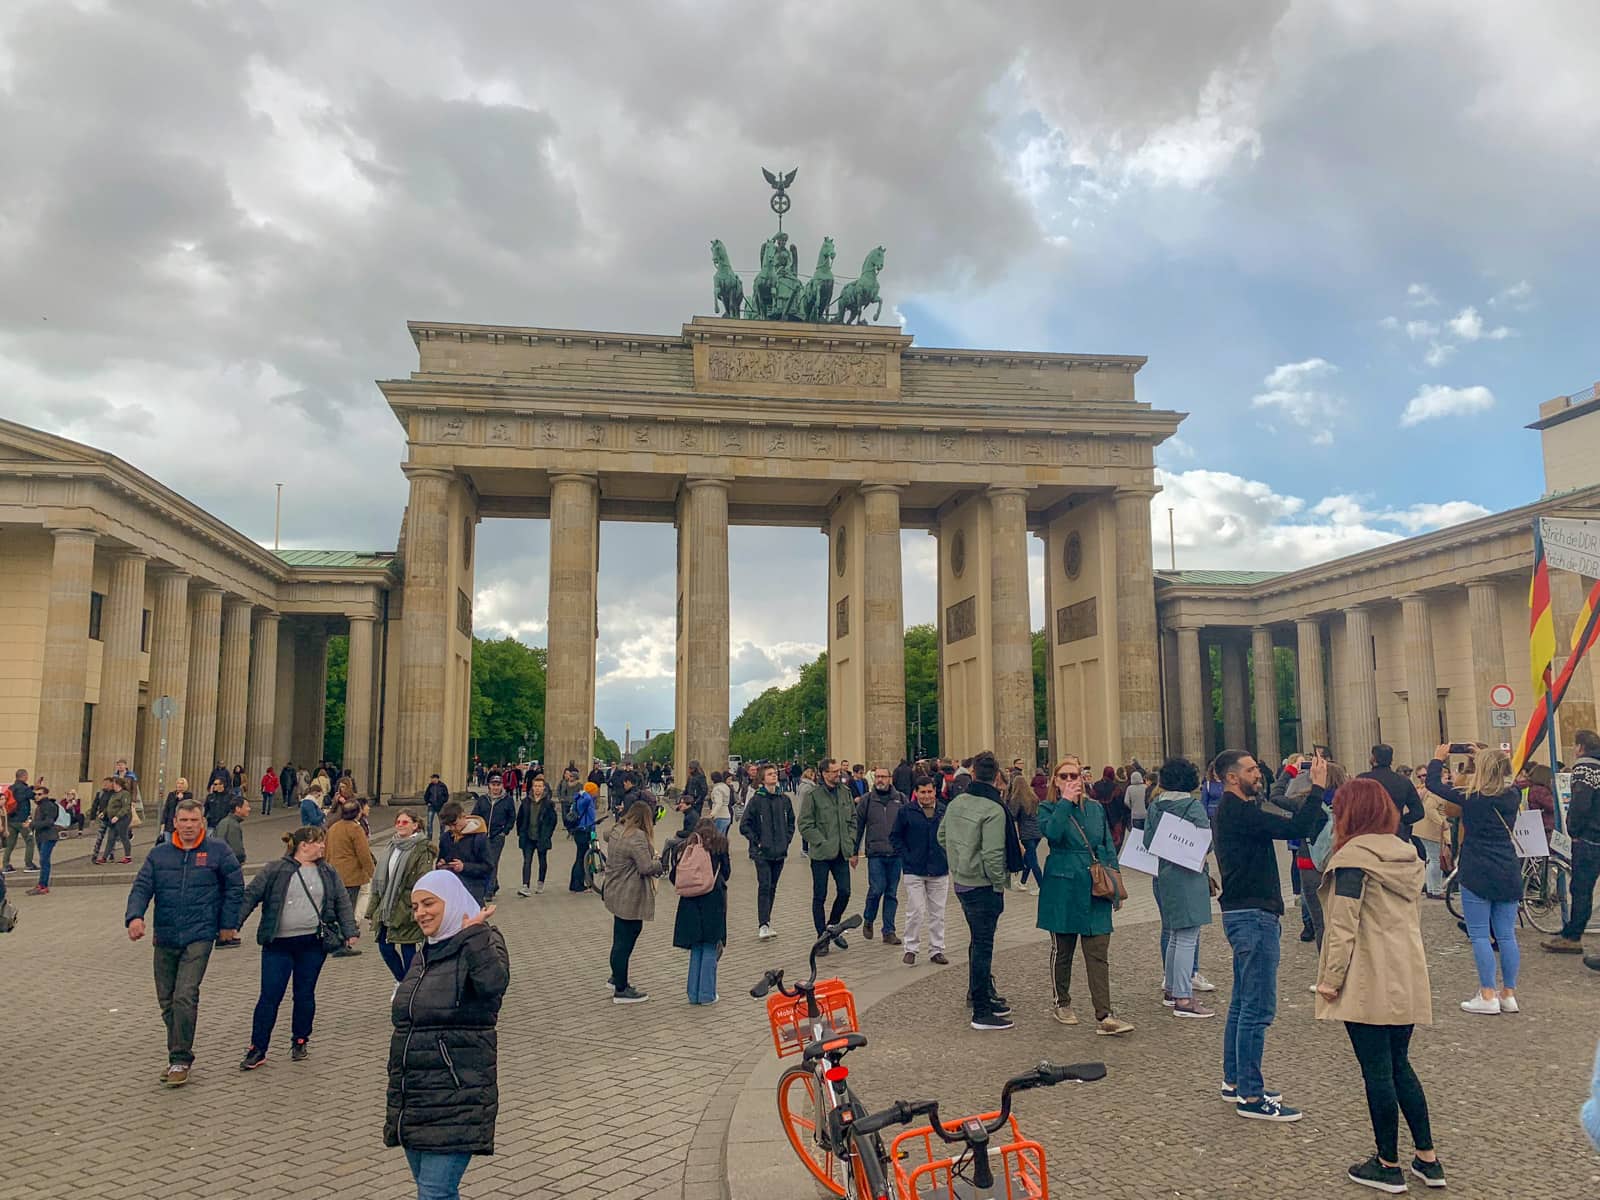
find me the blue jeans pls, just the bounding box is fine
[1459,885,1520,989]
[1163,926,1202,1000]
[1020,838,1043,886]
[714,817,731,835]
[1159,927,1202,979]
[863,856,902,935]
[687,941,719,1003]
[1417,838,1443,896]
[37,837,56,887]
[250,934,327,1051]
[1222,909,1281,1100]
[405,1149,471,1200]
[377,924,416,984]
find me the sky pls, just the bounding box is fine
[5,1,1599,745]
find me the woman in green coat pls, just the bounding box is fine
[366,808,437,984]
[1036,755,1134,1036]
[1143,758,1215,1018]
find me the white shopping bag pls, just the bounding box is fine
[1510,810,1549,859]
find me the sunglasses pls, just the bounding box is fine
[1056,771,1081,781]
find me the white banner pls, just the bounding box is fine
[1541,516,1600,580]
[1511,810,1550,859]
[1149,817,1212,872]
[1117,835,1162,875]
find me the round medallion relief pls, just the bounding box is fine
[951,528,967,578]
[1063,530,1083,581]
[835,525,847,577]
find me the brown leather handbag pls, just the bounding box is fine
[1068,807,1127,903]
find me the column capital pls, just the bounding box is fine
[683,475,733,492]
[152,564,192,582]
[549,470,599,486]
[986,484,1035,499]
[1344,602,1370,615]
[108,547,149,563]
[1463,578,1500,593]
[1294,614,1323,628]
[252,608,281,624]
[1396,591,1428,604]
[1114,484,1160,502]
[45,524,99,542]
[190,582,225,597]
[346,612,378,624]
[858,480,907,496]
[401,464,455,483]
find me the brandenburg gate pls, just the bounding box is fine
[380,315,1183,797]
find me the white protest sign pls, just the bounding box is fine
[1117,834,1162,875]
[1511,810,1549,859]
[1541,516,1600,580]
[1149,818,1212,872]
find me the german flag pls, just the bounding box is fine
[1513,574,1600,772]
[1529,523,1557,701]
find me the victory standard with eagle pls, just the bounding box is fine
[711,167,886,324]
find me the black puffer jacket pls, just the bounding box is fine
[384,923,510,1156]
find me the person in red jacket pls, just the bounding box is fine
[259,768,279,817]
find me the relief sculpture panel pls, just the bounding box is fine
[705,348,887,389]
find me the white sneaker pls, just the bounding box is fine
[1460,994,1501,1015]
[758,924,775,940]
[535,882,544,895]
[516,886,530,897]
[1499,994,1520,1013]
[1190,973,1216,992]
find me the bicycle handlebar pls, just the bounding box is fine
[851,1061,1106,1138]
[749,914,862,998]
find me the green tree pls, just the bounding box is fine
[593,728,621,762]
[323,634,348,764]
[904,624,939,758]
[635,730,674,763]
[730,653,828,763]
[470,636,547,763]
[1033,628,1047,753]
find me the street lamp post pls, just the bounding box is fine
[798,726,807,763]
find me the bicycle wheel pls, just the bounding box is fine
[1443,870,1462,920]
[777,1064,848,1196]
[1523,860,1569,934]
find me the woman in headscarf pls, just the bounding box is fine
[385,870,509,1200]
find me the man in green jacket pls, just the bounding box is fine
[797,758,858,950]
[938,751,1012,1030]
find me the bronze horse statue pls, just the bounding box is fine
[800,236,835,324]
[711,239,744,319]
[834,245,885,324]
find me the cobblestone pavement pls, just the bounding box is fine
[2,826,1595,1199]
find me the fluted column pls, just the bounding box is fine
[293,629,329,765]
[1114,487,1161,766]
[89,550,147,779]
[1551,570,1599,745]
[273,621,297,767]
[1251,627,1281,767]
[396,468,454,796]
[1343,604,1379,760]
[1295,617,1328,750]
[862,483,906,768]
[988,486,1035,768]
[1466,581,1508,742]
[181,585,223,784]
[1400,594,1439,766]
[214,596,252,774]
[344,615,376,793]
[138,569,191,799]
[544,472,600,777]
[245,611,279,796]
[1176,625,1206,761]
[37,528,98,789]
[676,477,730,779]
[1220,635,1248,750]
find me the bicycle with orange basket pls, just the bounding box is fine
[752,915,1105,1198]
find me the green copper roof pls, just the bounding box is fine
[1155,569,1285,586]
[274,549,394,570]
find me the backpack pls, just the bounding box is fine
[562,799,583,832]
[2,786,13,815]
[673,835,716,897]
[1309,802,1336,872]
[1000,801,1025,874]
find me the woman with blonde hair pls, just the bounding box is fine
[1426,744,1521,1014]
[603,799,666,1004]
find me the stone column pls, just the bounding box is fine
[1549,570,1598,745]
[544,472,600,778]
[1251,627,1281,767]
[988,486,1035,768]
[272,621,297,768]
[214,596,252,774]
[293,629,329,765]
[1175,625,1206,760]
[89,550,147,779]
[1343,604,1379,761]
[1038,529,1059,763]
[1114,488,1162,766]
[181,585,223,785]
[862,483,906,768]
[245,611,279,797]
[677,477,731,778]
[138,569,192,801]
[1220,635,1248,751]
[37,528,98,789]
[1295,617,1328,750]
[1465,581,1508,742]
[396,469,455,796]
[1400,594,1439,766]
[343,615,376,793]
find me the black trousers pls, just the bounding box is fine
[1560,839,1600,940]
[754,856,785,926]
[956,886,1004,1016]
[609,916,643,990]
[810,855,851,934]
[569,829,591,892]
[1345,1022,1433,1163]
[522,845,548,887]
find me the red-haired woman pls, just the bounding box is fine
[1314,779,1445,1193]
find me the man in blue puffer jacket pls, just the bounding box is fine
[123,797,244,1087]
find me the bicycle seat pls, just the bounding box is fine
[802,1032,868,1062]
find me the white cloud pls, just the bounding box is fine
[1406,282,1439,307]
[1156,435,1196,464]
[1489,279,1533,309]
[1250,358,1341,444]
[1400,383,1496,426]
[1403,319,1439,340]
[1422,341,1456,367]
[1446,305,1512,341]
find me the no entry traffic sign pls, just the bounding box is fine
[1489,684,1515,709]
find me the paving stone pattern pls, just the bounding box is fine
[1,820,1596,1199]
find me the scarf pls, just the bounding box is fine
[373,830,428,923]
[171,828,204,852]
[411,868,480,944]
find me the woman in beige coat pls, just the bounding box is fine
[603,799,665,1005]
[1315,779,1445,1193]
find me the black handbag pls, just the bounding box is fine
[295,866,345,953]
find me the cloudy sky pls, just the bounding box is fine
[5,1,1598,744]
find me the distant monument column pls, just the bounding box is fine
[215,597,252,774]
[344,614,377,793]
[1400,594,1439,766]
[1176,625,1206,761]
[1251,627,1281,767]
[675,477,730,782]
[182,585,223,785]
[90,550,147,780]
[1465,582,1507,742]
[544,472,600,777]
[1114,488,1162,766]
[1295,618,1329,750]
[37,527,98,790]
[395,467,454,797]
[244,611,279,796]
[988,486,1035,768]
[1550,571,1599,744]
[1220,635,1249,751]
[141,570,193,799]
[1343,604,1379,760]
[861,483,906,769]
